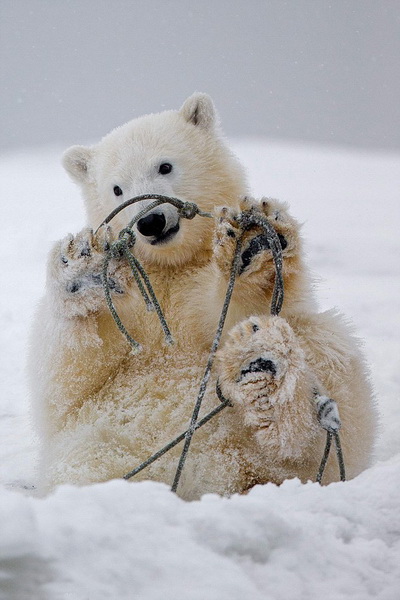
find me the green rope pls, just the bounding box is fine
[238,209,285,316]
[124,383,231,480]
[123,249,154,312]
[99,195,207,349]
[171,234,245,492]
[101,248,142,353]
[171,210,285,493]
[95,194,212,234]
[316,432,346,484]
[123,248,174,345]
[95,194,346,489]
[334,432,346,482]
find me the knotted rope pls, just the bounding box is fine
[96,195,212,351]
[171,208,284,492]
[97,194,345,490]
[316,431,346,484]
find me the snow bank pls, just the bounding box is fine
[0,141,399,599]
[1,459,399,600]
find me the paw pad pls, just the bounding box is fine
[239,233,287,274]
[240,357,277,380]
[66,280,82,294]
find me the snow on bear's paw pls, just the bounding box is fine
[28,93,377,500]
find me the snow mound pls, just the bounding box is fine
[1,460,399,600]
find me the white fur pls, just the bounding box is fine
[29,94,377,499]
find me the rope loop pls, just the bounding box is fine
[109,238,128,259]
[178,201,199,220]
[93,194,346,490]
[118,227,136,248]
[316,431,346,484]
[238,207,284,316]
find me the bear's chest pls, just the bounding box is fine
[121,264,217,352]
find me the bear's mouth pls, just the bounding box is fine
[150,222,180,245]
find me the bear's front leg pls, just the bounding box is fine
[217,315,320,463]
[48,225,131,318]
[29,226,134,448]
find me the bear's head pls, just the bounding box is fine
[63,93,248,267]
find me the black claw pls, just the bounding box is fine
[277,233,287,250]
[91,274,103,285]
[317,399,331,420]
[67,281,81,294]
[80,242,91,257]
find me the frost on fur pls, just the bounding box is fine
[28,94,377,499]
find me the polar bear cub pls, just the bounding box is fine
[29,93,376,499]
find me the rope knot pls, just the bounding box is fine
[95,192,345,491]
[109,239,128,259]
[178,201,198,220]
[118,228,136,248]
[108,228,136,258]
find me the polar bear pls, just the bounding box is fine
[29,93,376,499]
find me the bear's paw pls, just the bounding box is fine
[214,197,301,283]
[48,226,131,318]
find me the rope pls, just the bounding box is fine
[171,234,245,491]
[94,194,346,490]
[238,209,284,316]
[316,431,346,484]
[102,249,142,353]
[99,195,208,349]
[124,382,232,480]
[122,248,173,345]
[95,194,212,234]
[102,235,172,350]
[171,210,285,493]
[334,432,346,481]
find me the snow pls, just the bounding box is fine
[0,140,399,599]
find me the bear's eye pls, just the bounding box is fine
[113,186,123,196]
[158,163,173,175]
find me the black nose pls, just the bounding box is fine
[137,213,166,237]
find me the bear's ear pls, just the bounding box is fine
[179,93,216,130]
[62,145,93,183]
